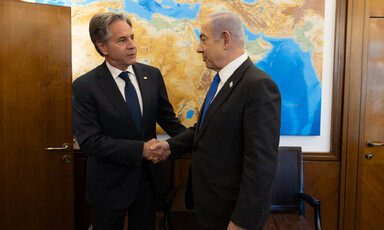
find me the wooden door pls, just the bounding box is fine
[357,17,384,229]
[0,1,73,229]
[341,0,384,229]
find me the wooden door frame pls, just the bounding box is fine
[339,0,372,229]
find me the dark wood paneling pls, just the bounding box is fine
[173,156,192,189]
[304,161,340,230]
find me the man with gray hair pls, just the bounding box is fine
[72,12,185,229]
[151,12,281,230]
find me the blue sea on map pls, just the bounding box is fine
[35,0,322,136]
[255,36,321,135]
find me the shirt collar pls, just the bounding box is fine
[217,53,248,84]
[106,61,134,80]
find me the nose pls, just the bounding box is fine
[128,38,136,49]
[197,42,203,53]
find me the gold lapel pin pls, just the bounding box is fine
[143,76,148,80]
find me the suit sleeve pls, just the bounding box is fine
[166,125,196,160]
[72,78,143,166]
[231,77,281,229]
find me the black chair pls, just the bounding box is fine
[263,146,322,230]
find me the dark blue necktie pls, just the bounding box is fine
[199,73,220,128]
[119,71,142,132]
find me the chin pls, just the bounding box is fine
[127,59,136,65]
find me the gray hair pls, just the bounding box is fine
[208,12,245,46]
[89,12,132,56]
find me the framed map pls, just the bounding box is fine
[27,0,335,143]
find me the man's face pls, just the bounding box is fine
[98,20,137,70]
[197,19,224,72]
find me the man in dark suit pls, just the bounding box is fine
[72,12,185,230]
[151,12,281,230]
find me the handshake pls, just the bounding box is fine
[143,138,171,164]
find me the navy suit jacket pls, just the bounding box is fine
[72,61,185,209]
[168,58,281,230]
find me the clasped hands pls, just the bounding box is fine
[143,138,170,163]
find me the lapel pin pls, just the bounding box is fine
[143,76,148,80]
[229,81,233,88]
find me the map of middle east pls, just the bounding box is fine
[35,0,324,135]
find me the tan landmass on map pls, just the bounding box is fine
[70,0,324,130]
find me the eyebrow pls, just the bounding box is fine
[116,34,133,40]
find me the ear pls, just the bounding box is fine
[96,41,108,56]
[222,30,231,50]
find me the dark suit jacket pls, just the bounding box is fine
[72,61,185,210]
[168,58,281,230]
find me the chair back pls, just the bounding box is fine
[271,146,304,214]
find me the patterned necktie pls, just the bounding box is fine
[119,71,142,132]
[199,73,220,129]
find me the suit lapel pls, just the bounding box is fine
[197,58,254,135]
[96,62,141,136]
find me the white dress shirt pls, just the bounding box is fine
[213,52,248,99]
[106,61,143,116]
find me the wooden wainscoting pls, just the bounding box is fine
[173,156,341,230]
[304,161,340,230]
[74,152,340,229]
